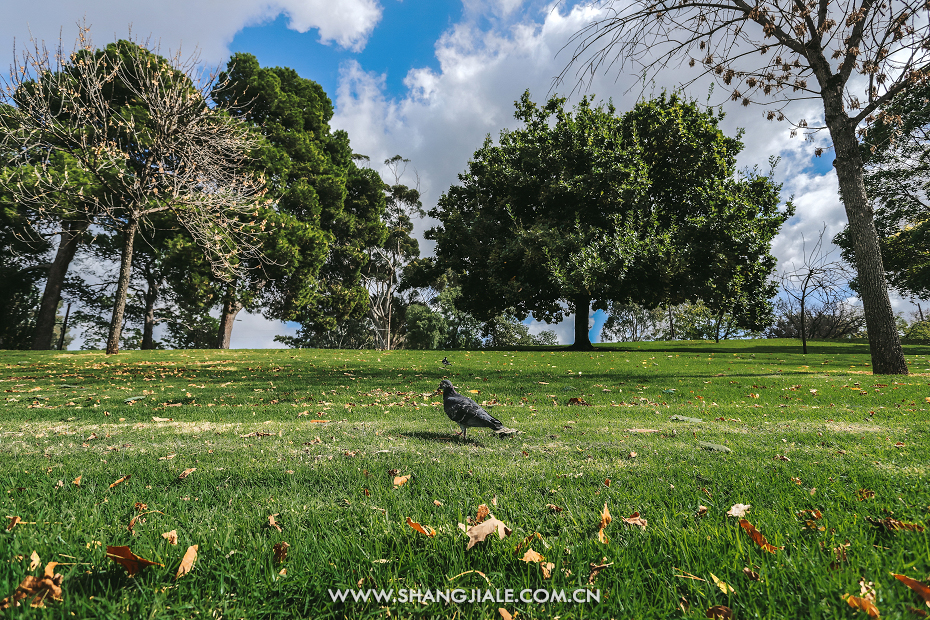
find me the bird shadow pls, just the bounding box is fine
[399,431,485,446]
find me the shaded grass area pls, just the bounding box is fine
[1,340,929,619]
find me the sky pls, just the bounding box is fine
[1,0,918,348]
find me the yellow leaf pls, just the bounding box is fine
[29,551,40,571]
[843,593,880,617]
[710,573,735,594]
[406,517,436,537]
[174,545,198,580]
[72,476,82,486]
[393,475,411,488]
[520,548,545,563]
[109,474,130,489]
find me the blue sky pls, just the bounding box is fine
[2,0,911,348]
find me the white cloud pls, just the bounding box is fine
[0,0,382,70]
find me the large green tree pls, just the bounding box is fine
[211,53,386,348]
[418,92,789,349]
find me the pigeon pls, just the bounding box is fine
[441,357,452,367]
[437,379,517,440]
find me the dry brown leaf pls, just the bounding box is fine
[158,454,176,461]
[174,545,198,580]
[621,511,648,530]
[178,468,196,480]
[541,562,555,579]
[28,551,40,571]
[843,594,880,617]
[6,516,21,531]
[272,541,289,564]
[393,475,411,489]
[128,510,163,534]
[743,567,761,581]
[72,476,82,486]
[162,530,178,545]
[308,419,330,423]
[520,548,545,563]
[546,504,563,513]
[406,517,436,538]
[710,572,735,594]
[697,505,709,517]
[106,545,163,577]
[866,516,926,532]
[858,489,875,501]
[892,573,930,607]
[597,503,612,543]
[433,500,443,507]
[0,562,63,610]
[739,519,782,553]
[109,474,130,489]
[475,504,490,524]
[267,514,283,532]
[588,558,612,584]
[499,608,513,620]
[706,605,733,619]
[465,517,512,550]
[727,503,751,518]
[567,397,591,406]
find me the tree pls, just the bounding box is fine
[1,30,267,355]
[601,303,665,342]
[780,226,856,352]
[405,304,448,349]
[834,81,930,300]
[418,92,788,349]
[560,0,925,373]
[0,200,49,349]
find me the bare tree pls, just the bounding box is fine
[780,225,856,352]
[0,26,266,354]
[559,0,928,373]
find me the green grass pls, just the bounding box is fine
[1,339,928,619]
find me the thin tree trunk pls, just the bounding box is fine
[570,293,594,350]
[106,217,138,355]
[216,284,244,349]
[800,298,808,355]
[140,276,161,350]
[825,100,907,374]
[31,218,89,350]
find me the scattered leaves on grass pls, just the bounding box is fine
[178,468,196,480]
[843,579,880,618]
[475,504,490,524]
[109,475,130,489]
[106,545,163,577]
[546,504,563,513]
[175,545,197,580]
[831,541,851,570]
[272,542,289,563]
[892,573,930,607]
[162,530,178,545]
[406,517,436,538]
[743,567,761,581]
[0,562,63,610]
[588,558,612,584]
[128,510,163,534]
[799,509,825,530]
[774,454,791,461]
[393,475,411,489]
[567,397,590,406]
[727,504,751,518]
[866,516,925,532]
[739,519,783,553]
[158,454,176,461]
[706,605,733,619]
[597,503,611,543]
[267,514,283,532]
[520,548,545,563]
[240,431,274,438]
[465,518,512,550]
[621,512,648,530]
[151,417,173,422]
[710,572,735,594]
[858,489,875,501]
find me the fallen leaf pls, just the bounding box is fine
[178,468,196,480]
[72,476,81,486]
[697,505,709,517]
[710,572,735,594]
[162,530,178,545]
[739,519,783,553]
[267,514,283,532]
[843,594,880,617]
[598,503,612,543]
[28,551,40,571]
[128,510,163,534]
[0,562,63,610]
[393,475,411,489]
[546,503,563,513]
[174,545,198,580]
[106,545,163,577]
[858,489,875,501]
[866,516,925,532]
[433,499,443,506]
[621,511,648,530]
[499,608,513,620]
[475,504,490,524]
[7,516,21,531]
[521,548,545,563]
[151,417,173,422]
[541,562,555,579]
[706,605,733,619]
[727,503,751,518]
[892,573,930,607]
[468,390,480,394]
[465,517,512,550]
[743,567,761,581]
[158,454,176,461]
[272,541,289,563]
[588,558,612,584]
[604,478,611,486]
[307,419,330,423]
[567,397,591,406]
[109,474,130,489]
[774,454,791,461]
[406,517,436,537]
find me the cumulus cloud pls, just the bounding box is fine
[0,0,382,70]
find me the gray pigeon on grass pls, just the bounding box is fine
[438,379,517,440]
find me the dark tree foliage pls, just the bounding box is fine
[0,203,49,349]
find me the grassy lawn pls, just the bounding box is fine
[1,339,928,619]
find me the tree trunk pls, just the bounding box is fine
[800,298,808,355]
[825,108,907,374]
[31,218,89,350]
[141,276,161,350]
[569,293,594,350]
[216,284,244,349]
[106,217,138,355]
